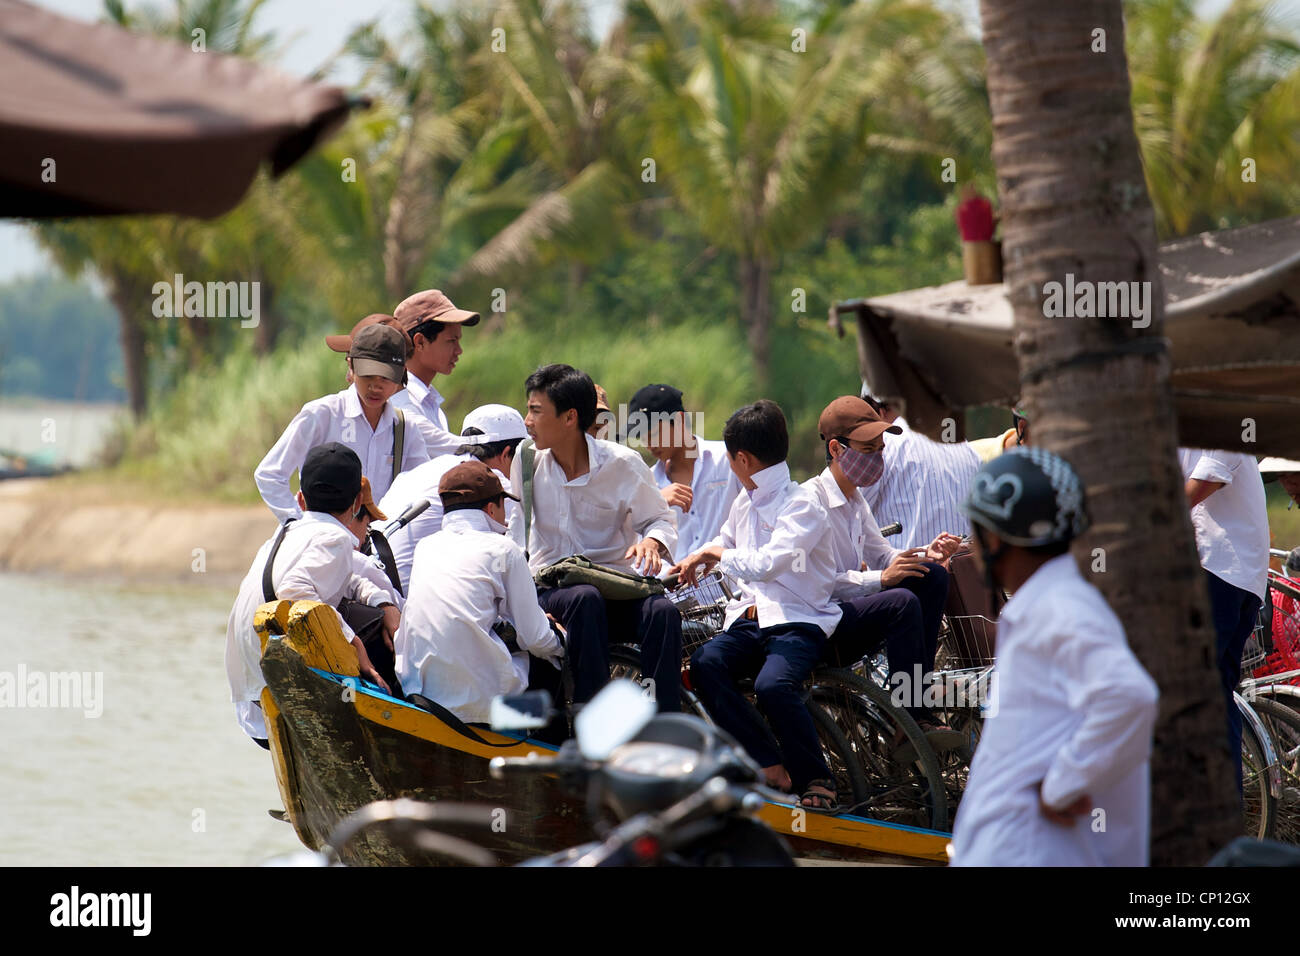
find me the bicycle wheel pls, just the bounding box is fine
[1249,697,1300,844]
[807,667,948,831]
[1241,713,1277,841]
[608,644,709,719]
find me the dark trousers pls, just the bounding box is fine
[690,618,831,793]
[1205,569,1262,795]
[537,584,682,712]
[826,560,949,670]
[525,653,570,745]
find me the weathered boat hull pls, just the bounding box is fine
[256,599,950,865]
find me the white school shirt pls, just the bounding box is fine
[950,554,1159,866]
[1178,448,1269,601]
[254,384,431,523]
[390,375,464,458]
[225,512,392,739]
[395,509,562,723]
[377,452,517,593]
[710,461,843,636]
[862,417,979,550]
[802,467,903,599]
[510,434,678,573]
[351,551,403,610]
[651,438,742,563]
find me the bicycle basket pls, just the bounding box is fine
[668,571,735,655]
[1241,607,1268,672]
[939,614,998,669]
[1252,574,1300,684]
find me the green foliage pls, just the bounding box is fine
[0,276,124,401]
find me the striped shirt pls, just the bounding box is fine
[861,417,979,550]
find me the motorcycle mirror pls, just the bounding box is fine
[574,679,656,761]
[490,690,553,731]
[394,498,430,529]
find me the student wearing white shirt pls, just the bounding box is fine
[860,392,980,551]
[389,289,482,458]
[255,323,430,522]
[396,461,565,726]
[1179,447,1270,793]
[950,447,1159,866]
[511,364,682,713]
[804,397,962,734]
[378,404,527,593]
[673,400,844,810]
[227,444,398,746]
[629,383,742,570]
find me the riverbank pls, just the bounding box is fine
[0,475,275,587]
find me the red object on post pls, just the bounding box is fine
[955,193,995,242]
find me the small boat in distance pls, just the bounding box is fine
[255,599,951,866]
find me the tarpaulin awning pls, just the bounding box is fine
[840,215,1300,457]
[0,0,357,218]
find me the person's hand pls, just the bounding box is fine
[881,548,931,588]
[626,537,669,576]
[660,482,693,511]
[381,604,401,653]
[925,533,963,564]
[352,638,391,696]
[1039,786,1091,826]
[671,544,724,587]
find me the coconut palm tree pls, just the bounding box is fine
[1127,0,1300,237]
[979,0,1240,864]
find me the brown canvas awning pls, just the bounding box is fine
[0,0,357,218]
[837,215,1300,457]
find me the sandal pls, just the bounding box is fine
[799,779,841,813]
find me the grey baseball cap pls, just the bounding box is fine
[348,324,408,384]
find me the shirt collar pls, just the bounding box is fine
[442,509,497,535]
[999,552,1077,625]
[815,466,852,510]
[748,461,790,504]
[300,510,360,545]
[404,374,443,413]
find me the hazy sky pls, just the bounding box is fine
[0,0,1283,281]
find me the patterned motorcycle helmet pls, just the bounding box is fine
[961,446,1089,547]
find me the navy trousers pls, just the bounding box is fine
[826,560,949,672]
[1205,569,1262,795]
[690,618,831,793]
[537,584,682,713]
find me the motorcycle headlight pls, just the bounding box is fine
[605,742,699,778]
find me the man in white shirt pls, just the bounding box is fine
[396,461,565,726]
[673,400,844,810]
[950,447,1159,865]
[379,404,527,593]
[803,397,962,733]
[629,383,742,570]
[227,444,398,747]
[860,392,980,551]
[1179,447,1269,792]
[511,364,682,713]
[255,323,430,522]
[389,289,482,458]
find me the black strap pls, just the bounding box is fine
[391,409,405,487]
[368,528,404,597]
[261,518,297,602]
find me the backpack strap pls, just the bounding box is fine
[391,408,406,487]
[519,438,536,556]
[261,518,297,603]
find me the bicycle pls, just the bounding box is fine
[608,570,949,832]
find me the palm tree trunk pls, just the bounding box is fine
[739,255,772,387]
[107,277,149,419]
[979,0,1239,864]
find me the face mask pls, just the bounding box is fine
[838,446,884,487]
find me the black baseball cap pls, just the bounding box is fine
[301,443,362,513]
[348,324,408,384]
[629,384,685,416]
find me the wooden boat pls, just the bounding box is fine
[255,598,951,866]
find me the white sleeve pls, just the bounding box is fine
[718,495,827,582]
[1188,450,1235,485]
[502,545,562,661]
[255,403,327,523]
[275,533,358,641]
[831,568,884,600]
[627,458,678,559]
[401,422,431,472]
[1039,623,1159,810]
[349,552,402,609]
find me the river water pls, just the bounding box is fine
[0,572,305,866]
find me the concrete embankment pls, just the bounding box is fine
[0,477,276,587]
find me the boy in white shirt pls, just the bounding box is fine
[396,461,564,725]
[950,447,1159,866]
[673,400,844,810]
[1179,448,1269,792]
[255,323,429,521]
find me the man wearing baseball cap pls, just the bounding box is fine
[256,322,430,522]
[395,460,566,726]
[802,396,962,739]
[629,383,741,571]
[227,443,400,747]
[378,403,529,593]
[324,313,405,378]
[390,288,482,458]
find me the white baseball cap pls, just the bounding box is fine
[460,404,528,444]
[1259,457,1300,479]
